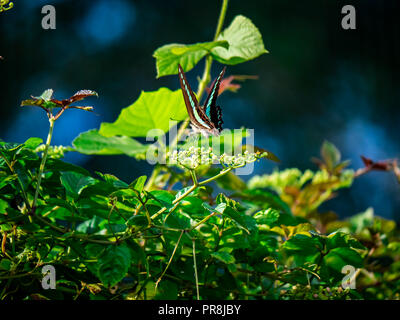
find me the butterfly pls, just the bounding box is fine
[178,64,226,136]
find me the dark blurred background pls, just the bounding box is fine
[1,0,399,221]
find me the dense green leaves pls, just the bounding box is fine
[1,119,399,300]
[153,41,229,78]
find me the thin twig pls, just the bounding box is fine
[193,238,200,300]
[155,230,184,290]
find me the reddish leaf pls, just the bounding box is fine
[361,156,392,171]
[206,75,258,96]
[63,90,98,105]
[20,89,98,120]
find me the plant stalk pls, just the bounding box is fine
[193,238,200,300]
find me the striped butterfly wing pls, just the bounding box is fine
[202,67,226,132]
[178,64,214,131]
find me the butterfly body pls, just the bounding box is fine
[178,64,225,136]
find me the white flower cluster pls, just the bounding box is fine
[35,144,68,159]
[167,146,266,170]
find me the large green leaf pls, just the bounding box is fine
[99,88,187,138]
[153,40,229,78]
[24,137,43,149]
[282,234,323,266]
[129,175,147,193]
[211,15,268,65]
[216,194,257,233]
[97,245,132,287]
[154,280,178,299]
[73,129,148,157]
[326,232,366,251]
[60,171,97,198]
[320,247,363,279]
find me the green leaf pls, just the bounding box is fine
[129,175,147,193]
[348,207,374,234]
[153,41,229,78]
[235,189,293,216]
[147,190,175,209]
[96,172,129,189]
[60,171,97,198]
[211,251,236,264]
[76,216,103,234]
[321,247,363,276]
[211,15,268,65]
[73,129,149,157]
[20,89,57,109]
[326,232,366,251]
[202,202,227,214]
[321,140,341,170]
[0,259,12,271]
[97,245,132,287]
[99,88,187,137]
[39,89,54,101]
[0,199,8,213]
[216,194,257,233]
[175,186,198,200]
[24,137,43,149]
[254,208,280,226]
[282,234,322,266]
[282,234,322,253]
[46,158,91,176]
[126,215,148,230]
[154,280,178,299]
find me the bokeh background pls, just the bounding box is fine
[1,0,399,221]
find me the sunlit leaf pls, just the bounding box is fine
[129,175,147,193]
[154,40,229,78]
[211,251,236,264]
[211,15,268,65]
[24,137,43,150]
[99,88,187,137]
[73,129,149,157]
[60,171,97,198]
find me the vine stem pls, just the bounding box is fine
[193,238,200,300]
[32,117,55,209]
[155,230,184,291]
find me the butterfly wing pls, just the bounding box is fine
[178,64,215,131]
[202,67,226,132]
